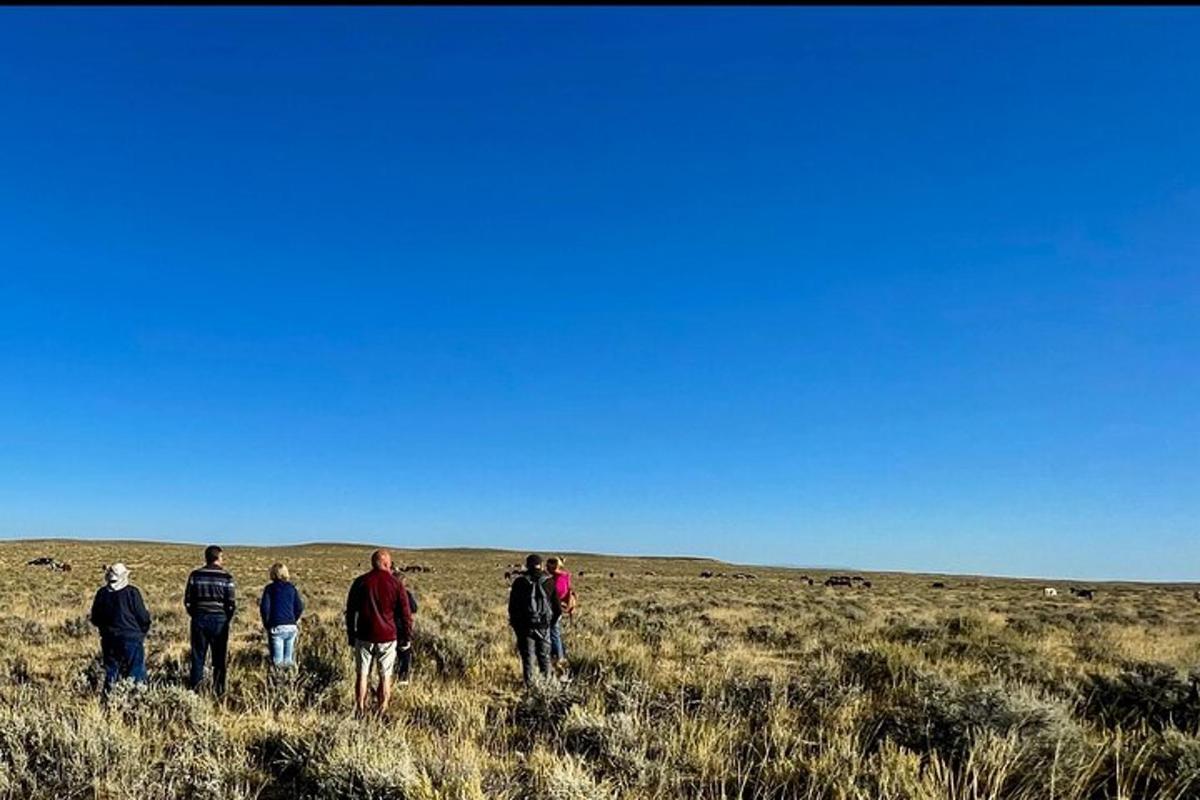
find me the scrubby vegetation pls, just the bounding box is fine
[1,540,1198,799]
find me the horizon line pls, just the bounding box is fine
[1,534,1195,587]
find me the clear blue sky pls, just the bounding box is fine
[1,8,1197,581]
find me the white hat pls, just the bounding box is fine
[105,563,130,591]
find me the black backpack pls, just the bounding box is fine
[522,573,552,628]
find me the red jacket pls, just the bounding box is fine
[345,568,412,644]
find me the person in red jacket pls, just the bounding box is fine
[345,549,412,717]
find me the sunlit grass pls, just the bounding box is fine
[1,540,1197,798]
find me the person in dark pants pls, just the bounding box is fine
[184,545,236,697]
[89,562,151,695]
[507,553,562,687]
[391,566,420,686]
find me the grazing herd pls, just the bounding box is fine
[822,575,872,589]
[25,554,1133,606]
[25,556,72,572]
[483,565,1113,602]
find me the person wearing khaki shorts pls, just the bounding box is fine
[355,638,397,677]
[344,549,413,717]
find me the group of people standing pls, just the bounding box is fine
[87,545,574,707]
[89,545,310,696]
[507,553,576,686]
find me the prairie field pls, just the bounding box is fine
[0,539,1198,800]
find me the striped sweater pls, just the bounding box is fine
[184,565,236,618]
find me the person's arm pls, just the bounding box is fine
[224,575,237,619]
[133,587,151,634]
[507,580,522,630]
[395,580,413,645]
[293,585,304,621]
[89,589,103,629]
[548,578,563,624]
[259,586,271,629]
[183,573,194,616]
[345,579,359,645]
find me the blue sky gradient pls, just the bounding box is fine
[1,8,1197,579]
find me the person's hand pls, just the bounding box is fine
[400,641,412,651]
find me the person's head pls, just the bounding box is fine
[371,549,392,571]
[525,553,543,573]
[204,545,223,566]
[546,556,562,574]
[105,563,130,591]
[269,563,290,583]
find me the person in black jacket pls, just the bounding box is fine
[184,545,236,697]
[390,568,418,685]
[507,553,562,687]
[89,562,151,694]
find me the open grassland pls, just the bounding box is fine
[0,539,1198,800]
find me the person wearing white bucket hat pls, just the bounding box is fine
[89,562,151,694]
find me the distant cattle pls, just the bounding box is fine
[1194,591,1200,603]
[609,572,616,579]
[851,576,865,583]
[931,582,946,589]
[26,557,71,573]
[397,564,432,574]
[699,571,714,579]
[860,580,872,589]
[1043,587,1058,597]
[577,570,585,577]
[824,576,852,588]
[797,575,814,585]
[1070,588,1095,600]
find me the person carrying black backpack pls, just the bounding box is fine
[507,553,562,687]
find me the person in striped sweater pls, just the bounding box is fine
[184,545,236,697]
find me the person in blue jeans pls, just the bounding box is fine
[260,562,304,668]
[89,562,151,695]
[184,545,236,697]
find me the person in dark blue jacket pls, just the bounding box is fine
[260,563,304,667]
[89,563,151,694]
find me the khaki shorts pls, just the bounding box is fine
[355,639,397,676]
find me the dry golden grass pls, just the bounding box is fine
[0,539,1198,799]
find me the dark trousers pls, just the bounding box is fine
[101,636,146,692]
[397,644,413,681]
[514,627,551,686]
[189,613,230,696]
